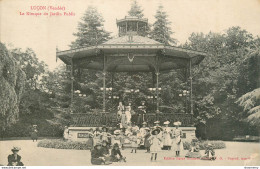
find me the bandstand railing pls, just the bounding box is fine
[70,112,194,127]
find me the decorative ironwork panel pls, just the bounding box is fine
[71,113,193,127]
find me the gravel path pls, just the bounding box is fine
[0,140,259,166]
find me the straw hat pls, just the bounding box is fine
[164,121,170,125]
[94,141,102,147]
[173,121,181,126]
[142,122,147,125]
[154,121,160,124]
[114,130,121,135]
[151,128,161,135]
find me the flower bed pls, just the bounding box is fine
[37,139,92,150]
[38,139,226,150]
[183,140,226,150]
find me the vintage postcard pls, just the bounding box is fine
[0,0,259,167]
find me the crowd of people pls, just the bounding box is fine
[82,120,188,165]
[6,120,215,166]
[82,119,216,165]
[6,101,215,166]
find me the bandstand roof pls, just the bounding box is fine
[57,35,206,72]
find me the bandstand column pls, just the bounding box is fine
[103,55,106,113]
[189,59,193,115]
[156,71,160,113]
[102,71,106,113]
[70,59,74,112]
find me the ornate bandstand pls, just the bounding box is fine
[57,16,206,141]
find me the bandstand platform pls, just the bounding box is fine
[56,16,206,142]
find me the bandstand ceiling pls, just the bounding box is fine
[57,35,206,72]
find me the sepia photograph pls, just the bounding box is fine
[0,0,259,167]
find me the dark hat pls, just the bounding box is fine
[102,126,108,131]
[113,143,119,148]
[11,147,21,152]
[192,138,198,142]
[151,128,160,135]
[102,140,108,144]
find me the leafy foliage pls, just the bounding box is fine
[0,42,26,134]
[182,27,259,139]
[237,88,260,127]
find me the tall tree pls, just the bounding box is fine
[128,0,144,18]
[0,43,26,137]
[70,6,111,48]
[150,4,177,45]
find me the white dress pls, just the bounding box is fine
[163,127,172,146]
[171,129,184,152]
[125,106,132,124]
[149,135,162,153]
[93,131,101,146]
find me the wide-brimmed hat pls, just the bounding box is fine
[11,147,21,152]
[95,141,102,147]
[192,138,199,142]
[142,122,147,125]
[207,143,213,147]
[154,121,160,124]
[114,130,121,135]
[173,121,181,126]
[164,121,170,125]
[33,125,37,127]
[151,128,160,135]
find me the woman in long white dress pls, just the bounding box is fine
[125,103,132,125]
[117,102,124,119]
[171,121,184,157]
[162,121,172,150]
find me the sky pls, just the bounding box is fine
[1,0,260,70]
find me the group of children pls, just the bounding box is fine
[84,120,194,164]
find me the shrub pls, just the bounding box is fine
[183,140,226,150]
[37,139,92,150]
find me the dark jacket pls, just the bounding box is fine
[111,149,122,158]
[91,147,105,165]
[7,154,24,166]
[91,148,105,159]
[101,146,110,155]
